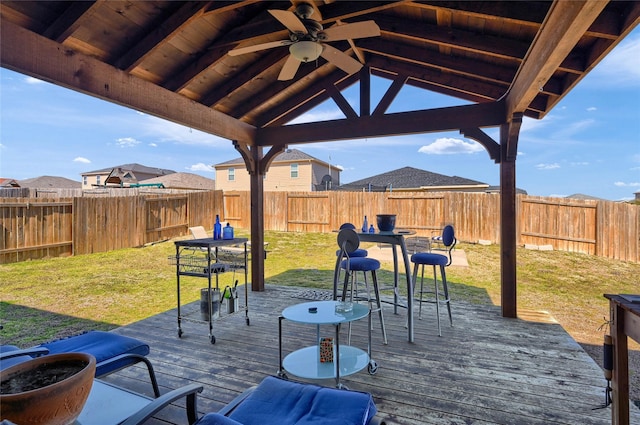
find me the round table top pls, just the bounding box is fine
[282,300,369,325]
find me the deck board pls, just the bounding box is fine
[102,285,640,424]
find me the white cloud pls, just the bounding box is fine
[614,181,640,187]
[73,157,91,164]
[24,76,44,85]
[418,137,484,155]
[139,115,229,146]
[536,163,561,170]
[586,107,597,112]
[116,137,141,148]
[570,161,589,166]
[149,142,157,147]
[289,108,344,124]
[187,163,214,173]
[588,35,640,88]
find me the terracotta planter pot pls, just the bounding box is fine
[1,352,96,425]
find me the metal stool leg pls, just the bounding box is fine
[370,270,388,344]
[440,265,453,326]
[432,265,442,336]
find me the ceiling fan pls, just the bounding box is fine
[228,2,380,81]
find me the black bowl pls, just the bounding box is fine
[376,214,396,232]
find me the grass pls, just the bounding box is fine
[3,230,639,407]
[2,230,638,351]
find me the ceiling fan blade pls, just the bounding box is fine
[322,21,381,42]
[278,55,302,81]
[320,44,363,75]
[269,9,308,34]
[228,40,293,56]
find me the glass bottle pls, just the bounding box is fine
[369,224,375,233]
[223,223,234,240]
[362,216,368,233]
[214,215,222,240]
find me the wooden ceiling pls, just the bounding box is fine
[2,1,639,148]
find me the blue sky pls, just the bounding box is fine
[1,28,639,201]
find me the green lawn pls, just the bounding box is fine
[1,230,638,351]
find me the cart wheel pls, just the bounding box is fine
[210,335,216,344]
[177,329,183,338]
[368,360,378,375]
[246,317,250,326]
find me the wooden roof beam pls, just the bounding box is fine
[505,0,608,117]
[115,2,214,72]
[0,18,255,144]
[256,101,506,146]
[259,72,359,128]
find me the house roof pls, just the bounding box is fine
[0,178,20,188]
[18,176,81,189]
[215,148,336,169]
[338,166,487,191]
[143,172,216,190]
[82,163,176,177]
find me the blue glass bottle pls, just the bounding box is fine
[214,215,222,240]
[362,216,368,233]
[223,223,234,240]
[369,224,375,233]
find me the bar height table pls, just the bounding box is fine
[604,293,640,425]
[357,230,416,343]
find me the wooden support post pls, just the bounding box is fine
[234,141,286,291]
[249,160,265,292]
[499,115,521,318]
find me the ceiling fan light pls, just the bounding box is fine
[289,41,322,62]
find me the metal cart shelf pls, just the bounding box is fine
[171,237,249,344]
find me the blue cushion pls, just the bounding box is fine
[42,331,150,376]
[341,257,380,272]
[226,376,377,425]
[196,413,243,425]
[0,345,30,370]
[411,252,448,266]
[336,248,368,258]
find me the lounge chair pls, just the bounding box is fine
[123,376,387,425]
[0,330,160,397]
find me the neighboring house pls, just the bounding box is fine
[0,178,20,188]
[143,172,215,190]
[19,176,81,189]
[486,186,528,195]
[337,166,489,192]
[80,163,175,189]
[565,193,603,201]
[214,149,341,192]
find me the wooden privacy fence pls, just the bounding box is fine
[1,191,638,263]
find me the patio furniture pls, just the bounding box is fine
[196,375,387,425]
[410,224,456,336]
[0,330,161,397]
[334,228,387,345]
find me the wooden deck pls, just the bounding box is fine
[103,285,639,425]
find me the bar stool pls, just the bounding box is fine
[410,224,456,336]
[334,228,387,345]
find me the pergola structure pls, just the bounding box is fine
[2,1,638,318]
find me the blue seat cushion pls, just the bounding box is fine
[336,248,368,258]
[205,376,377,425]
[341,257,380,272]
[411,252,449,266]
[0,345,31,370]
[41,331,150,376]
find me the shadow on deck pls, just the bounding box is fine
[103,285,639,425]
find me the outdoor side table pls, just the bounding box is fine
[277,300,378,388]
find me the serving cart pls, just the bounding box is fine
[172,237,249,344]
